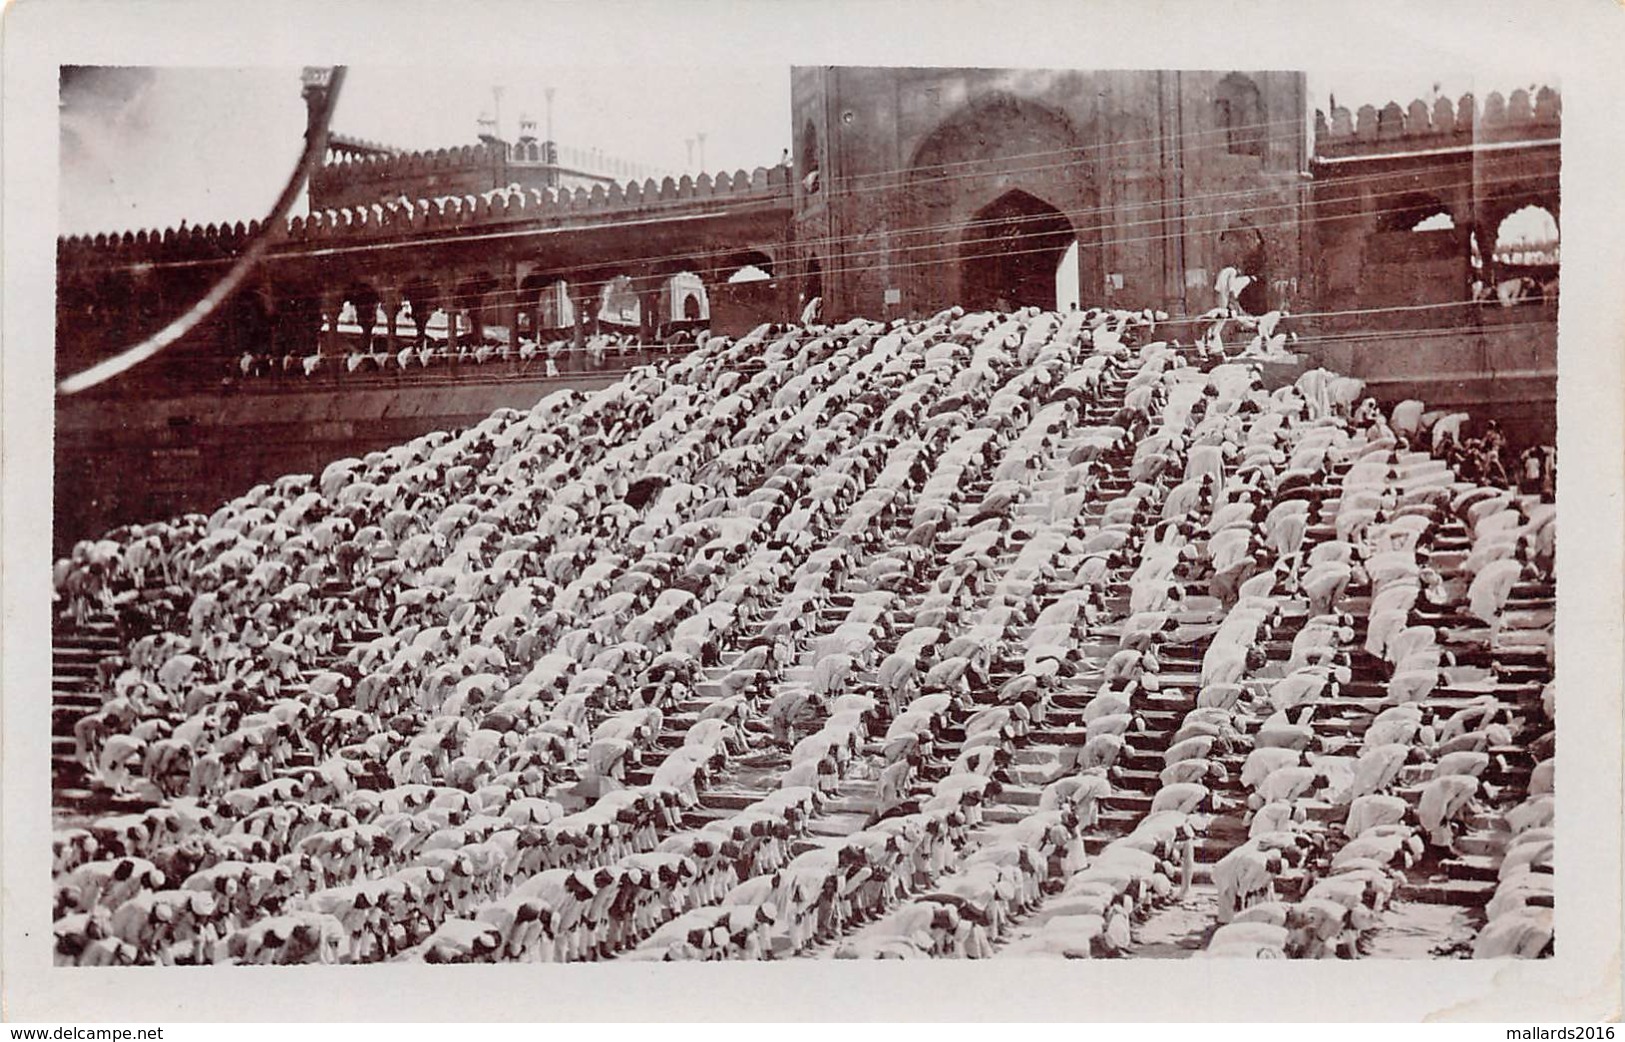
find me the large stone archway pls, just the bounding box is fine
[904,91,1099,314]
[960,189,1077,311]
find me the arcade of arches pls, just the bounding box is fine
[1390,197,1560,300]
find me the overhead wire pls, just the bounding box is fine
[55,73,1557,375]
[289,112,1554,252]
[245,172,1557,321]
[807,112,1310,187]
[283,107,1535,231]
[203,308,1554,398]
[210,314,1555,394]
[118,158,1554,294]
[64,105,1557,278]
[295,129,1547,268]
[63,110,1302,248]
[170,159,1555,327]
[790,87,1550,192]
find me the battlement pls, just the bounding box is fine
[57,163,795,270]
[311,138,663,202]
[1314,86,1560,159]
[324,133,403,159]
[314,142,505,181]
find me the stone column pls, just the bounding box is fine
[381,291,402,352]
[571,281,599,352]
[467,293,486,349]
[500,274,521,356]
[318,293,340,357]
[442,281,460,354]
[635,277,665,345]
[1474,220,1498,303]
[694,275,715,331]
[358,296,377,352]
[405,290,430,347]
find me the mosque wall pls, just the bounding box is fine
[52,369,624,553]
[790,67,1308,322]
[1294,320,1555,451]
[310,143,512,209]
[50,72,1560,550]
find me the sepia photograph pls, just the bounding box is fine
[4,0,1622,1024]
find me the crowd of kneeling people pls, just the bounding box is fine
[230,326,702,382]
[50,298,1554,963]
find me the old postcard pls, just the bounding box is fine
[3,0,1620,1023]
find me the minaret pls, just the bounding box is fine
[301,66,337,140]
[301,67,338,208]
[543,87,558,188]
[477,110,499,148]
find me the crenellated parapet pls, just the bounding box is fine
[57,164,795,271]
[1314,86,1560,159]
[324,133,404,160]
[309,137,677,208]
[310,142,507,194]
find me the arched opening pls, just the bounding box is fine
[662,269,709,338]
[1488,204,1560,306]
[721,251,775,283]
[1378,193,1455,234]
[276,292,323,360]
[961,189,1076,312]
[1217,222,1269,314]
[531,278,573,332]
[337,282,381,352]
[599,275,641,331]
[226,287,276,368]
[669,274,709,315]
[706,251,780,332]
[1494,204,1560,269]
[508,274,577,369]
[728,265,771,284]
[1366,196,1474,309]
[453,272,502,347]
[907,93,1097,313]
[399,277,439,349]
[1214,74,1266,158]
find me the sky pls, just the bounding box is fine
[58,65,793,237]
[59,64,1558,239]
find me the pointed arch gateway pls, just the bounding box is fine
[961,189,1078,311]
[906,91,1099,314]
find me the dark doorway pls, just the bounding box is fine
[803,255,823,305]
[1218,223,1269,314]
[961,190,1075,311]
